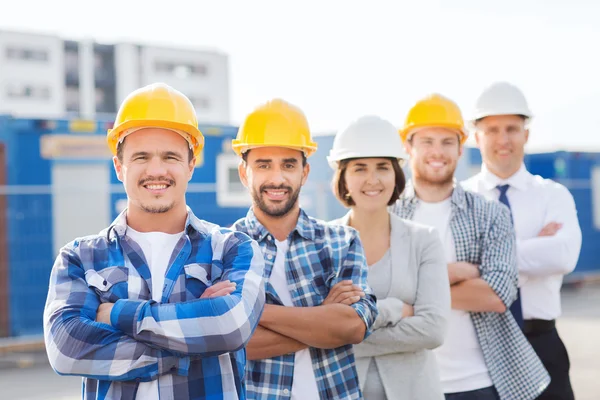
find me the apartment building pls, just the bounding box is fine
[0,29,230,123]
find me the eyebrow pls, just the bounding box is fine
[130,150,183,159]
[353,161,390,167]
[254,158,299,164]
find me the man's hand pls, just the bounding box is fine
[96,303,114,325]
[402,304,414,318]
[448,262,480,285]
[201,280,237,299]
[538,222,563,237]
[322,280,365,306]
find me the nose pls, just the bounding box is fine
[366,170,380,185]
[267,166,287,186]
[146,155,168,177]
[497,130,510,146]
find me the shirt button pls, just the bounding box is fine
[267,254,273,260]
[267,235,273,241]
[283,389,290,396]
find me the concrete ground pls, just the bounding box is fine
[0,282,598,400]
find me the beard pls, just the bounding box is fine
[412,162,455,187]
[138,176,176,214]
[252,184,300,218]
[141,202,174,214]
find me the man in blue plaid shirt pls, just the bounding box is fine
[230,99,378,400]
[43,83,266,400]
[391,94,550,400]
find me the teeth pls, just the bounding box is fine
[147,184,167,190]
[428,162,445,167]
[267,191,285,195]
[364,191,381,196]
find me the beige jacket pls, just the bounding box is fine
[330,212,450,400]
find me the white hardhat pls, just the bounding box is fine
[470,81,533,122]
[327,115,408,170]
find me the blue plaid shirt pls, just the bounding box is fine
[232,208,378,400]
[43,208,266,400]
[391,183,550,400]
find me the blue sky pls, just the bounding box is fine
[2,0,599,150]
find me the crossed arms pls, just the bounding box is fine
[43,232,265,382]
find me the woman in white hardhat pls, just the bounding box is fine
[328,115,450,400]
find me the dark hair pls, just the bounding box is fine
[333,157,406,207]
[241,149,307,166]
[116,137,195,163]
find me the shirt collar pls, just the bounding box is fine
[480,163,531,191]
[402,179,467,210]
[244,207,316,242]
[108,206,209,240]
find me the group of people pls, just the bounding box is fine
[43,81,582,400]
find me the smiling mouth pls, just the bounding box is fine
[362,190,383,197]
[263,189,288,200]
[427,161,446,168]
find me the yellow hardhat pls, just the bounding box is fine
[107,82,204,158]
[400,93,468,144]
[232,99,318,157]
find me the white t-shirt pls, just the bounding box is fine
[413,198,493,394]
[125,226,183,400]
[269,239,320,400]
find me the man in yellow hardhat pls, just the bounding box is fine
[464,82,581,400]
[391,94,550,400]
[43,82,266,400]
[230,99,378,399]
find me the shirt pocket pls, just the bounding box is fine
[183,263,212,299]
[85,266,129,303]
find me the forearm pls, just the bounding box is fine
[246,325,307,360]
[518,234,581,277]
[45,311,183,381]
[111,287,264,356]
[110,236,266,355]
[450,279,506,313]
[259,304,366,349]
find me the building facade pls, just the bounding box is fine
[0,29,230,123]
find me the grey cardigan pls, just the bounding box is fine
[330,212,450,400]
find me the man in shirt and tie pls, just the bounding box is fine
[463,81,582,400]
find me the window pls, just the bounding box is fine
[189,96,211,110]
[6,84,51,100]
[66,86,80,112]
[216,152,252,207]
[5,47,48,62]
[153,61,208,77]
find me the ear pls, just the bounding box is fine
[301,163,310,186]
[188,157,196,181]
[238,160,250,188]
[474,130,481,149]
[403,140,412,155]
[113,156,124,182]
[524,128,530,144]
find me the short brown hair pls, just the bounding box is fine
[332,158,406,207]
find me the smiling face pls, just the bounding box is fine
[113,128,195,215]
[342,158,397,212]
[475,114,529,179]
[238,146,309,218]
[405,127,462,186]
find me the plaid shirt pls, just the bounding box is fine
[390,183,550,400]
[43,208,266,400]
[232,208,378,400]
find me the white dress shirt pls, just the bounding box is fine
[462,163,582,320]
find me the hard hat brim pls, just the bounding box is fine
[108,119,204,158]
